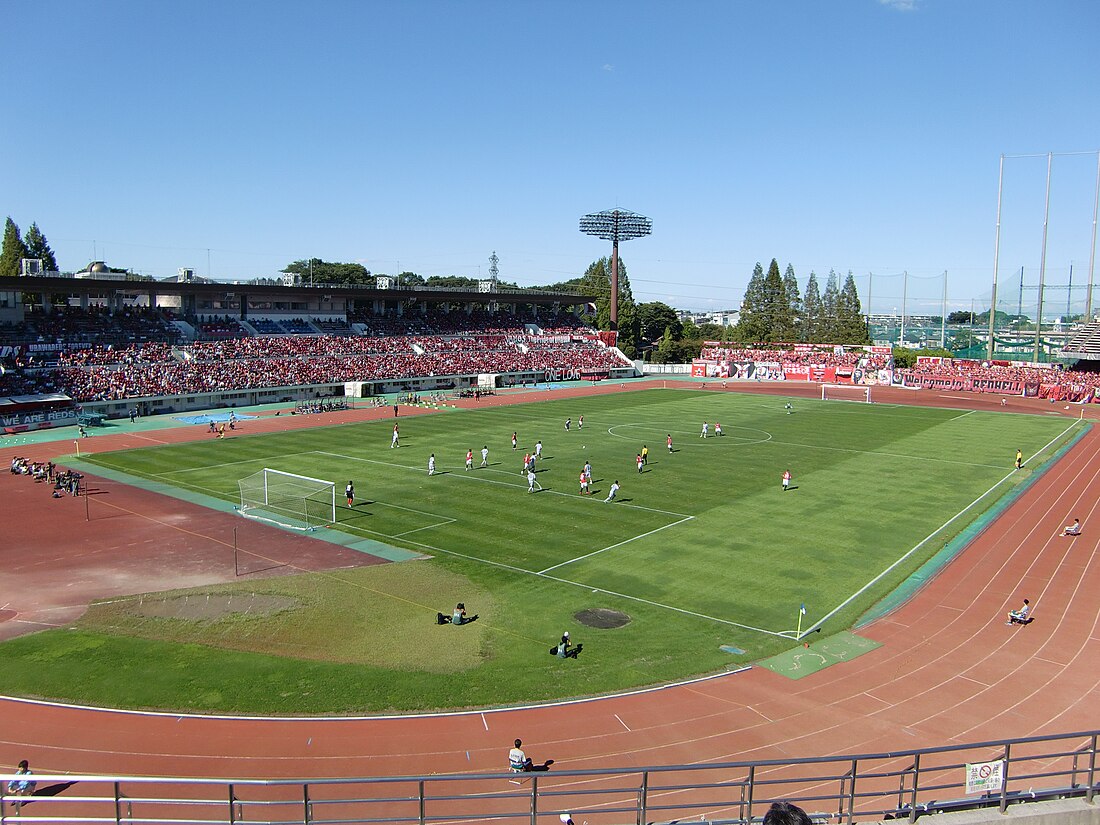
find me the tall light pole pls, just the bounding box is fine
[579,208,652,331]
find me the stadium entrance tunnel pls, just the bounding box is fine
[574,608,631,629]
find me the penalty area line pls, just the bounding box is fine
[393,537,785,638]
[538,516,694,574]
[536,571,788,638]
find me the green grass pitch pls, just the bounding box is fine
[0,389,1081,714]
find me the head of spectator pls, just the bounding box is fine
[762,801,813,825]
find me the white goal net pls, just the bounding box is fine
[821,384,872,403]
[237,468,336,531]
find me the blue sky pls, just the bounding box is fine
[4,0,1099,314]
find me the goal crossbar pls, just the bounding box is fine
[821,384,872,403]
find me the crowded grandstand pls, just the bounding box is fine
[4,302,1100,434]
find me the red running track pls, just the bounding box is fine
[1,383,1098,789]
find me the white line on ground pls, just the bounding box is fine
[0,665,753,722]
[538,516,694,574]
[803,418,1085,636]
[392,522,456,537]
[614,714,631,731]
[763,438,1004,469]
[312,451,693,517]
[154,452,319,475]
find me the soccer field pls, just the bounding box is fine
[83,389,1080,649]
[2,387,1077,712]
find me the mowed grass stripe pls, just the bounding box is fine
[20,388,1076,714]
[79,390,1074,630]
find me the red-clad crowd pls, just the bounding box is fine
[897,357,1100,401]
[697,344,1100,402]
[0,316,626,401]
[700,346,892,372]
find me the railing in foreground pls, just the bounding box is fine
[1,729,1097,825]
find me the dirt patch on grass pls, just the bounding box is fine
[575,608,631,629]
[130,593,301,621]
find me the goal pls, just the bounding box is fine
[821,384,872,403]
[237,468,336,531]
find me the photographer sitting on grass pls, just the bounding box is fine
[437,603,478,625]
[551,631,582,659]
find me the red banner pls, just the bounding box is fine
[904,375,1024,394]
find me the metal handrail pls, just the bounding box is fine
[0,729,1097,825]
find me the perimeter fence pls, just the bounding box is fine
[2,729,1097,825]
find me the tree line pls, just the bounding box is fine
[549,257,872,362]
[1,217,59,278]
[735,259,870,346]
[2,227,874,364]
[278,258,521,291]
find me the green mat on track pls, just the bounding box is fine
[757,631,881,679]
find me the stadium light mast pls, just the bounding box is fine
[579,208,652,331]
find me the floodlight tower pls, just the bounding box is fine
[579,208,652,330]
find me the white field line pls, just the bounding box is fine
[392,521,455,538]
[0,663,753,722]
[607,423,773,447]
[311,451,692,518]
[538,516,694,574]
[607,425,1001,469]
[763,439,1005,470]
[533,570,787,637]
[151,452,319,475]
[395,532,785,637]
[82,462,455,544]
[368,508,780,636]
[950,409,976,421]
[801,418,1085,637]
[394,536,565,578]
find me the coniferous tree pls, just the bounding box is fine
[734,262,768,343]
[802,271,822,343]
[783,264,803,341]
[580,256,639,358]
[838,271,871,343]
[0,217,27,278]
[761,258,791,343]
[22,223,59,273]
[821,270,841,343]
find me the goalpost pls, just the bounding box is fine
[237,468,336,531]
[821,384,872,403]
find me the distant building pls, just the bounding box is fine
[677,309,739,327]
[74,261,129,281]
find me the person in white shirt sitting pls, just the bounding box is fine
[1006,599,1031,625]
